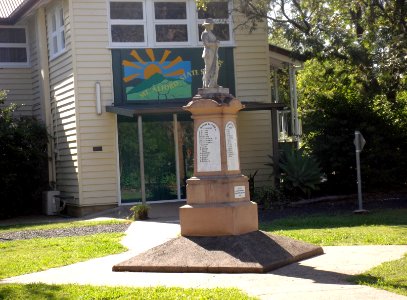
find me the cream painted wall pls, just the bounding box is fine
[46,0,80,200]
[70,0,119,206]
[233,12,273,187]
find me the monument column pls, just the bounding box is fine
[180,91,259,236]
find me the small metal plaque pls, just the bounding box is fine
[234,186,245,198]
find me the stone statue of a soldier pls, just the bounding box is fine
[201,18,219,88]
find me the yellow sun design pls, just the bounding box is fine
[122,49,185,83]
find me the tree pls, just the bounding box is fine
[195,0,407,192]
[233,0,407,101]
[0,91,49,218]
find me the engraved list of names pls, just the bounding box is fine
[225,121,239,171]
[197,122,221,172]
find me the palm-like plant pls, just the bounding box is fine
[267,148,323,198]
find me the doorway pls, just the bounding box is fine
[118,114,193,204]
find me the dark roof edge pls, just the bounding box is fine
[0,0,41,25]
[269,44,307,62]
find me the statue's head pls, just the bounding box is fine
[202,18,214,30]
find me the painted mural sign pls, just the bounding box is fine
[112,47,235,104]
[123,49,192,101]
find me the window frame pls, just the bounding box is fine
[0,26,30,68]
[48,2,66,60]
[107,0,234,48]
[149,0,191,47]
[108,0,148,47]
[196,0,234,46]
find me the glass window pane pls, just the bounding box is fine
[155,25,187,42]
[53,36,58,53]
[0,28,26,43]
[60,31,65,49]
[199,23,230,41]
[52,13,57,32]
[111,25,144,42]
[154,2,186,19]
[143,121,177,201]
[0,48,27,62]
[118,117,142,203]
[110,2,143,19]
[59,8,64,26]
[198,2,228,19]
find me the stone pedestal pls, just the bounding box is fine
[180,93,258,236]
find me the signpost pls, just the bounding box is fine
[353,131,368,213]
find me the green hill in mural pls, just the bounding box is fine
[126,73,192,101]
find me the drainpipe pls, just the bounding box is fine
[36,7,57,188]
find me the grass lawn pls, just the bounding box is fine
[0,233,126,280]
[0,284,256,300]
[261,208,407,297]
[1,208,406,299]
[349,253,407,296]
[260,208,407,246]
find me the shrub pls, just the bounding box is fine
[0,92,48,219]
[130,203,150,220]
[266,148,323,199]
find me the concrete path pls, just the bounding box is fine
[1,217,406,300]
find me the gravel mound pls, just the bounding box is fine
[0,223,131,241]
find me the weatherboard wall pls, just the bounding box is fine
[70,0,119,207]
[46,0,80,202]
[233,16,273,186]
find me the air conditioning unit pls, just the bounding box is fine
[42,191,61,215]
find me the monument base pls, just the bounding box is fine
[186,175,250,204]
[112,231,324,273]
[180,201,258,236]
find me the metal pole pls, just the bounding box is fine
[355,149,363,210]
[173,114,181,200]
[138,115,146,204]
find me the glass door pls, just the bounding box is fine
[143,119,177,201]
[118,114,193,203]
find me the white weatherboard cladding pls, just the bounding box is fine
[225,121,239,171]
[197,121,221,172]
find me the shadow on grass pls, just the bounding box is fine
[0,283,67,300]
[349,273,407,295]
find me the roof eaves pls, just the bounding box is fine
[269,44,307,63]
[0,0,41,25]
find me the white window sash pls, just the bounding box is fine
[0,26,29,67]
[108,0,148,47]
[49,4,66,59]
[108,0,234,48]
[196,0,234,45]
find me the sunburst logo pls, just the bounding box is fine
[122,49,192,101]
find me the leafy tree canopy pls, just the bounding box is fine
[198,0,406,101]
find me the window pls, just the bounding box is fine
[109,1,146,45]
[108,0,233,47]
[48,4,66,59]
[0,27,29,67]
[153,2,188,44]
[197,1,231,42]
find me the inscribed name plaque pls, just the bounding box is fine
[225,121,239,171]
[197,121,221,172]
[234,186,246,198]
